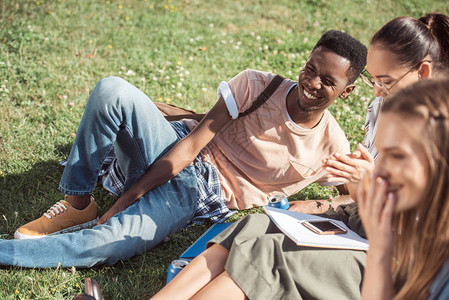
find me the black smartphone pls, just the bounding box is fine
[302,220,348,235]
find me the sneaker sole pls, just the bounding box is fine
[14,217,100,240]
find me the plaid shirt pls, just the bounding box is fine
[95,121,235,225]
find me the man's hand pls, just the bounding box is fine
[97,97,232,225]
[97,194,135,225]
[322,143,375,184]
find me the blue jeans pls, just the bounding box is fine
[0,77,198,267]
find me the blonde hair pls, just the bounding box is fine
[381,78,449,299]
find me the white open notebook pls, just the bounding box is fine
[264,206,369,251]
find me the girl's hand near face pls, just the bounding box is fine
[323,143,375,184]
[358,174,396,252]
[358,173,396,300]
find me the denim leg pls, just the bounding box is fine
[0,77,199,268]
[59,76,178,195]
[0,166,197,268]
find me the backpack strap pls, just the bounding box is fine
[238,74,285,117]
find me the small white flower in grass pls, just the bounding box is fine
[303,37,308,42]
[171,84,175,89]
[71,266,76,274]
[188,56,194,61]
[15,211,18,217]
[176,93,182,97]
[180,78,184,82]
[264,45,269,50]
[69,102,75,107]
[202,87,207,92]
[177,82,182,87]
[141,77,146,82]
[256,35,261,40]
[126,70,136,76]
[250,32,255,36]
[209,23,214,27]
[185,70,190,76]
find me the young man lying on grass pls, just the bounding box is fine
[0,30,366,268]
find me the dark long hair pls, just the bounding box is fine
[371,13,449,73]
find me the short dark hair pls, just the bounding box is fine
[312,30,367,84]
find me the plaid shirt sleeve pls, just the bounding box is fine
[82,121,235,225]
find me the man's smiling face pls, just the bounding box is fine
[297,46,352,113]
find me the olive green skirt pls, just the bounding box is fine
[208,214,366,300]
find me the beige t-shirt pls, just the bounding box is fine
[184,69,350,209]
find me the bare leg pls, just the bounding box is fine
[151,244,229,300]
[65,194,92,210]
[191,271,246,300]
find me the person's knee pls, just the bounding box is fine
[93,76,128,102]
[87,76,136,115]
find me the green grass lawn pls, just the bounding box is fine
[1,0,448,298]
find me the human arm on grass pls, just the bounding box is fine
[98,97,231,224]
[288,195,354,214]
[322,143,375,201]
[358,174,396,300]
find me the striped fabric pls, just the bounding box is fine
[362,96,383,160]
